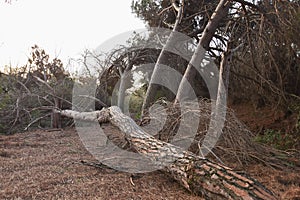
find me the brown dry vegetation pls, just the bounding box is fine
[0,128,201,200]
[0,126,299,200]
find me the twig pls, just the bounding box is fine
[77,160,115,171]
[33,76,54,92]
[24,113,52,131]
[78,95,108,108]
[129,176,135,186]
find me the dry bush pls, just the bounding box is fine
[141,99,298,169]
[0,46,74,134]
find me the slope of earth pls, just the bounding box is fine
[0,127,299,199]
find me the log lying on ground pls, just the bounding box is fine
[60,106,277,200]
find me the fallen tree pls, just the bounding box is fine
[59,106,277,200]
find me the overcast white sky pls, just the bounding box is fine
[0,0,145,69]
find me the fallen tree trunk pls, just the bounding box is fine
[60,106,277,200]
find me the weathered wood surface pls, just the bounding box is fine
[60,106,277,200]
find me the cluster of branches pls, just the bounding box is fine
[131,0,300,110]
[0,45,73,134]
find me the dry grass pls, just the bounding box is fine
[0,128,201,200]
[0,124,299,199]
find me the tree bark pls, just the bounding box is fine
[200,45,234,156]
[175,0,231,102]
[117,53,133,112]
[51,98,61,128]
[141,0,184,116]
[59,106,278,200]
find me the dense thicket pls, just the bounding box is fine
[0,46,73,134]
[131,0,300,108]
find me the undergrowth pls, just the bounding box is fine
[254,129,297,150]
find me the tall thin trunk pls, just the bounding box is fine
[200,48,231,156]
[141,0,184,117]
[117,54,132,111]
[175,0,230,102]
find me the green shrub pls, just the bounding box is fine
[254,129,296,150]
[129,89,145,120]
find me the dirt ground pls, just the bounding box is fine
[0,127,299,200]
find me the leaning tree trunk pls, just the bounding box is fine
[59,106,277,200]
[117,53,133,112]
[141,0,184,116]
[175,0,231,102]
